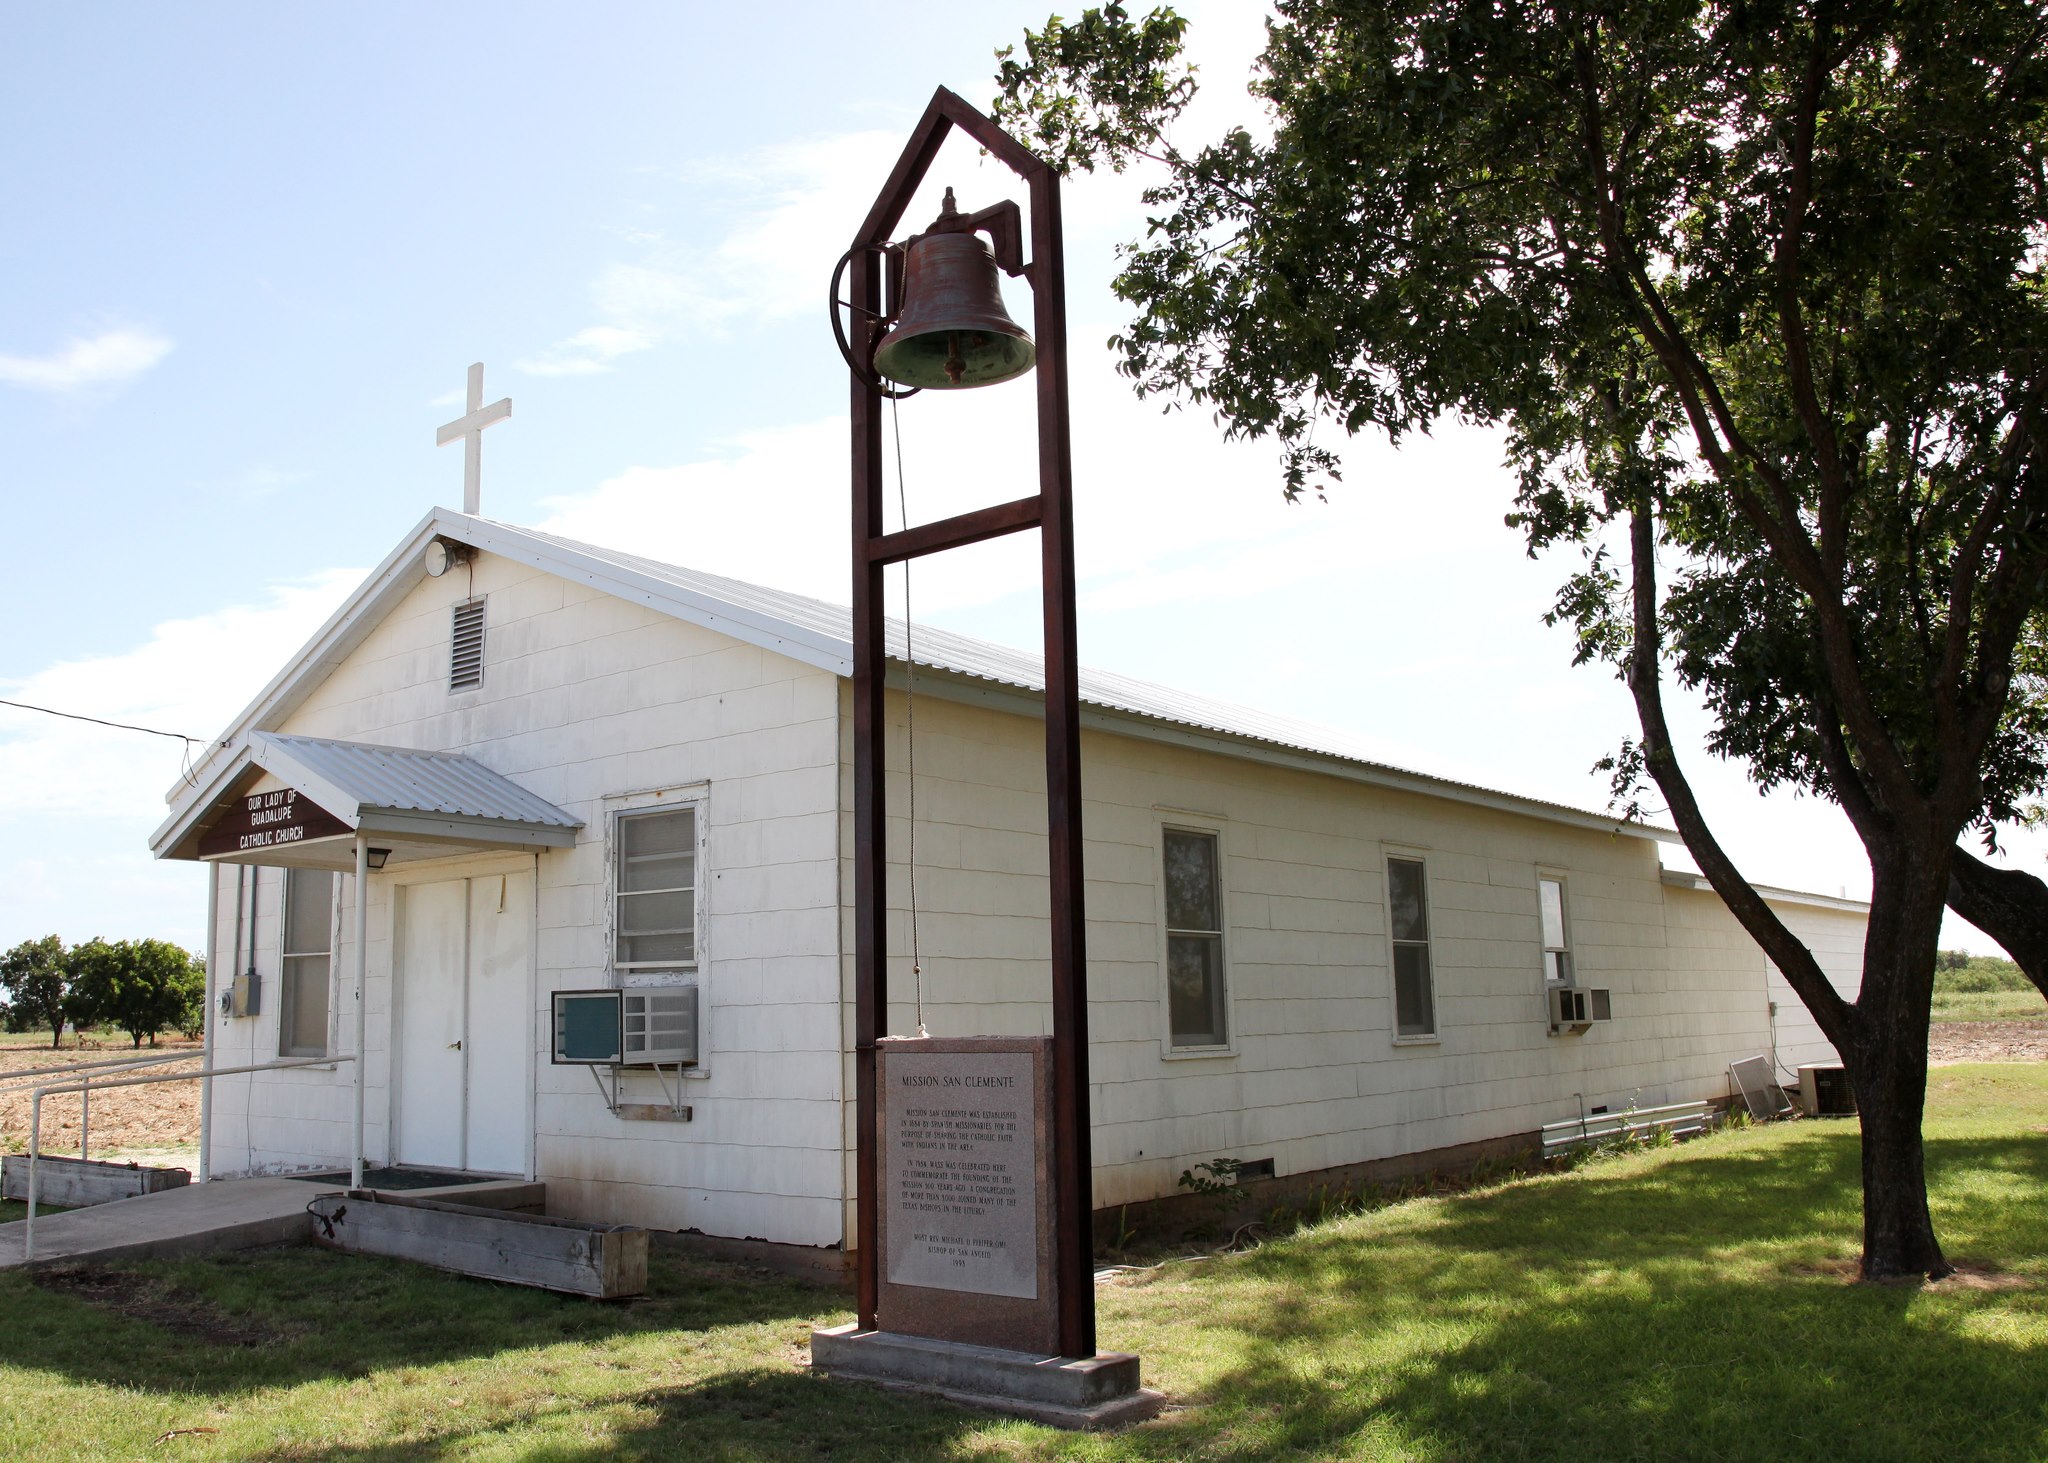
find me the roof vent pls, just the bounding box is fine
[451,599,485,692]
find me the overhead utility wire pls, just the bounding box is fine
[0,697,207,788]
[0,697,201,746]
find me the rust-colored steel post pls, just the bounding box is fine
[846,86,1094,1360]
[1023,160,1096,1363]
[851,238,887,1334]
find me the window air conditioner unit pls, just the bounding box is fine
[622,984,699,1067]
[1548,984,1612,1034]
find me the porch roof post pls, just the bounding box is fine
[352,833,369,1190]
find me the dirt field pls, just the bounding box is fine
[0,1038,203,1157]
[1928,1019,2048,1065]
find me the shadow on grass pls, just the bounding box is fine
[211,1370,993,1463]
[0,1244,839,1401]
[1089,1129,2048,1463]
[8,1115,2047,1461]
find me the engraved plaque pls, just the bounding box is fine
[884,1048,1038,1299]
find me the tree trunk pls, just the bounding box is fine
[1843,853,1952,1280]
[1844,1029,1949,1279]
[1946,847,2048,1002]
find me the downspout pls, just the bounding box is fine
[199,864,221,1182]
[352,835,369,1189]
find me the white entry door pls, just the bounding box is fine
[395,871,533,1174]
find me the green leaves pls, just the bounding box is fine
[993,3,1195,177]
[65,937,202,1049]
[998,0,2048,839]
[1,935,70,1046]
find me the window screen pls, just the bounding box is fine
[1539,876,1572,983]
[615,807,697,972]
[280,867,333,1057]
[1164,828,1227,1047]
[1388,856,1435,1037]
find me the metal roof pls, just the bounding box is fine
[498,520,1673,842]
[250,732,583,828]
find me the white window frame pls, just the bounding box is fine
[278,865,338,1059]
[603,783,710,1077]
[1157,817,1235,1058]
[1537,871,1573,986]
[1384,847,1439,1045]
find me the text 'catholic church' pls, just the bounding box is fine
[151,505,1865,1251]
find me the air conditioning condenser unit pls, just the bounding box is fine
[1548,984,1612,1034]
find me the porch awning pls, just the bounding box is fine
[152,731,583,869]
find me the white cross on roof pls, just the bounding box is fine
[435,362,512,515]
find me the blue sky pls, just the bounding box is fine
[0,2,2022,957]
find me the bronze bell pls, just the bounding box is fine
[873,230,1035,390]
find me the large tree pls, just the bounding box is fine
[995,0,2048,1277]
[66,938,202,1049]
[1,935,71,1048]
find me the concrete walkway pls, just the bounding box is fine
[0,1175,543,1269]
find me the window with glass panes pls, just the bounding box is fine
[1539,876,1572,984]
[615,807,698,976]
[1387,856,1436,1038]
[280,867,333,1057]
[1164,828,1227,1047]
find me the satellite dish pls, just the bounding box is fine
[425,538,473,578]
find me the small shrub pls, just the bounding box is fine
[1176,1157,1242,1196]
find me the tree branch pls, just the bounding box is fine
[1773,4,1852,573]
[1626,505,1855,1045]
[1947,847,2048,1003]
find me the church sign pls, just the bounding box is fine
[198,787,352,858]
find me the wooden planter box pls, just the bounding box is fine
[2,1155,191,1208]
[306,1190,647,1298]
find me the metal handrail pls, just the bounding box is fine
[2,1051,206,1163]
[19,1056,354,1262]
[0,1051,202,1088]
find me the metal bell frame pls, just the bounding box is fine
[842,86,1096,1361]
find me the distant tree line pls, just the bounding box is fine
[0,935,205,1049]
[1933,950,2037,996]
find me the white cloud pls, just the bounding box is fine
[0,326,173,392]
[516,323,655,378]
[516,129,907,379]
[226,465,305,501]
[0,569,362,820]
[0,569,362,949]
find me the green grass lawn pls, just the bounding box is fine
[2,1064,2044,1462]
[0,1199,68,1224]
[1933,987,2048,1022]
[1932,955,2047,1023]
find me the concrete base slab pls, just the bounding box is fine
[810,1323,1166,1431]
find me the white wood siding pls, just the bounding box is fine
[837,681,1868,1214]
[206,548,1867,1250]
[207,550,845,1245]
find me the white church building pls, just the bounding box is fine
[151,506,1866,1250]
